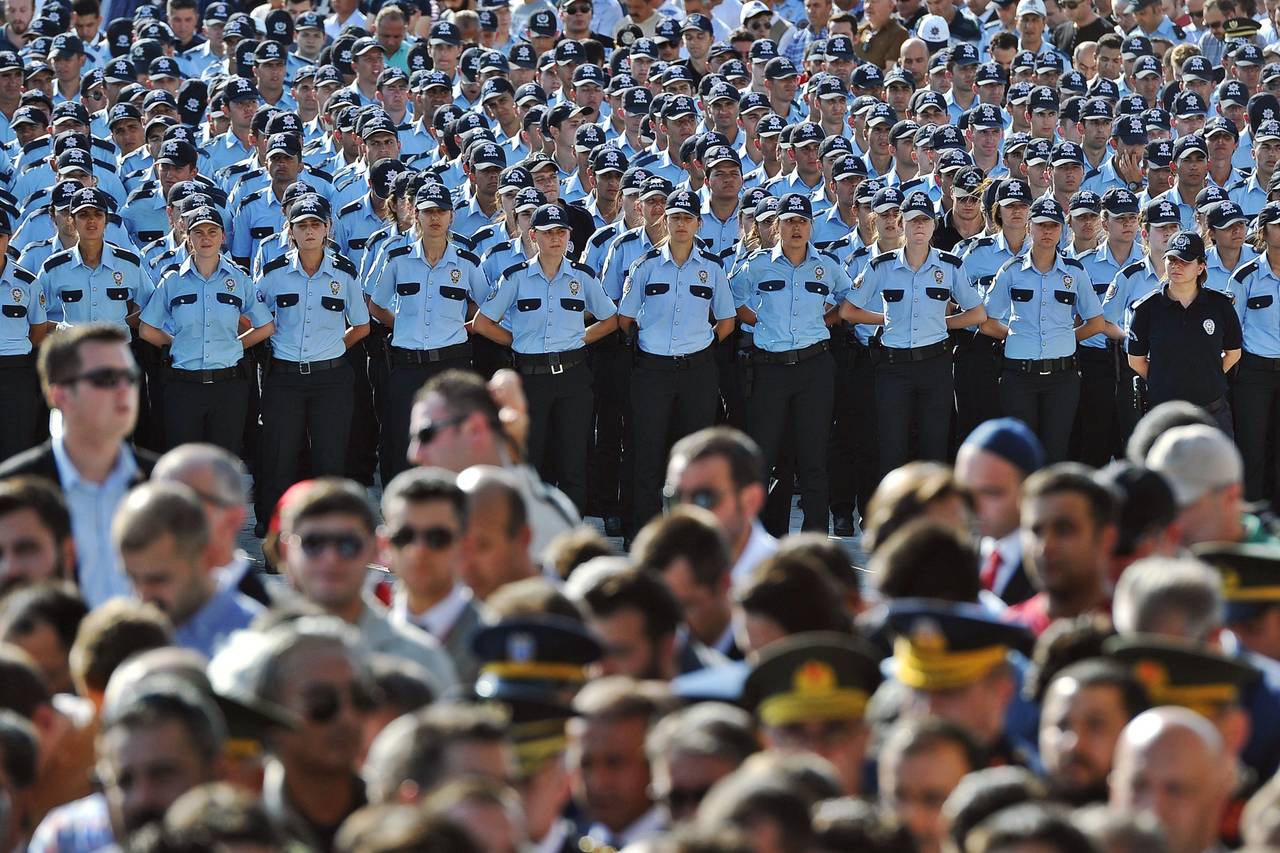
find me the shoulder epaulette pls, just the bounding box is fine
[338,199,362,217]
[972,235,996,250]
[1233,259,1261,283]
[1062,255,1084,269]
[42,250,72,271]
[387,244,412,259]
[819,249,842,265]
[91,158,117,174]
[158,262,180,276]
[500,259,529,280]
[1226,179,1248,192]
[261,254,289,274]
[484,240,513,258]
[126,185,155,203]
[224,161,252,177]
[90,137,113,154]
[1131,288,1162,309]
[450,231,475,250]
[591,226,618,248]
[635,247,661,266]
[22,190,47,207]
[427,162,448,174]
[109,245,140,266]
[850,245,871,258]
[229,259,250,275]
[11,264,34,283]
[107,212,123,226]
[1120,261,1146,278]
[570,259,596,277]
[995,254,1023,277]
[19,159,42,173]
[457,248,481,266]
[20,138,45,155]
[616,230,640,246]
[331,253,357,276]
[869,250,896,269]
[157,247,179,262]
[699,248,721,265]
[307,165,334,182]
[938,250,963,267]
[238,190,263,208]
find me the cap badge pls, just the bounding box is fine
[794,660,836,696]
[909,618,947,652]
[1174,234,1189,249]
[1133,660,1167,691]
[1204,318,1216,335]
[507,632,535,662]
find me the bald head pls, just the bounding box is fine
[1109,707,1233,853]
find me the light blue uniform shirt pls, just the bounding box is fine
[229,189,285,263]
[141,256,273,370]
[252,250,370,362]
[201,129,257,176]
[848,246,979,349]
[812,205,858,250]
[481,237,532,288]
[986,251,1101,359]
[0,261,45,355]
[370,241,487,350]
[16,236,70,280]
[38,242,153,328]
[585,221,627,280]
[1206,244,1258,300]
[1232,255,1280,357]
[601,226,659,301]
[699,204,739,265]
[1103,256,1162,336]
[334,193,392,274]
[962,233,1031,322]
[52,435,137,607]
[453,194,500,237]
[480,254,617,354]
[1150,187,1198,231]
[1229,172,1270,220]
[618,243,735,356]
[734,243,852,352]
[174,585,263,659]
[1075,240,1144,348]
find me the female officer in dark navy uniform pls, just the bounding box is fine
[473,203,619,511]
[1129,230,1242,435]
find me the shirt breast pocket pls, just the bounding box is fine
[805,281,829,296]
[59,289,83,303]
[170,292,198,309]
[275,293,300,308]
[216,292,243,309]
[560,298,585,312]
[645,282,671,296]
[689,284,713,299]
[1054,290,1076,306]
[2,304,26,318]
[439,286,467,300]
[396,282,421,296]
[883,289,905,303]
[321,296,345,312]
[1248,295,1274,310]
[925,287,950,301]
[250,226,274,239]
[1010,288,1034,302]
[757,279,784,293]
[517,298,542,312]
[106,287,130,301]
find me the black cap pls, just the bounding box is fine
[777,192,813,221]
[156,138,198,168]
[1164,230,1206,263]
[532,203,569,230]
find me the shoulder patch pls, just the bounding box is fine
[591,226,618,248]
[1130,288,1162,310]
[331,253,357,276]
[20,139,45,155]
[1062,256,1084,270]
[339,199,362,217]
[22,190,47,207]
[11,264,34,283]
[869,250,896,269]
[500,259,530,280]
[261,254,289,275]
[456,248,481,266]
[1233,259,1261,284]
[91,159,117,174]
[485,240,513,257]
[42,250,73,272]
[109,245,141,266]
[1120,261,1146,278]
[938,251,962,267]
[570,259,596,277]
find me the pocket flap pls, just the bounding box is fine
[106,287,130,301]
[250,226,275,239]
[348,238,368,250]
[216,291,243,308]
[2,304,26,318]
[321,296,344,311]
[644,282,670,296]
[396,281,421,296]
[517,298,541,312]
[59,289,83,303]
[689,284,713,299]
[883,289,905,303]
[757,279,784,292]
[275,292,300,308]
[1248,294,1274,310]
[440,285,467,300]
[170,292,198,308]
[1010,288,1033,302]
[560,298,585,311]
[805,281,829,296]
[925,286,950,300]
[1054,290,1076,305]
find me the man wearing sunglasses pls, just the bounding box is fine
[277,478,458,693]
[0,323,155,608]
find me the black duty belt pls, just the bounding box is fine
[272,356,348,375]
[0,354,34,367]
[513,348,589,375]
[1077,346,1115,363]
[881,340,949,364]
[635,346,714,370]
[1003,355,1078,374]
[755,340,830,365]
[165,361,245,384]
[389,343,471,366]
[1242,352,1280,372]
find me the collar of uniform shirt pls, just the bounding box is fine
[287,250,338,277]
[1018,249,1074,274]
[178,255,238,279]
[768,242,822,266]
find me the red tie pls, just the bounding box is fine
[980,550,1003,592]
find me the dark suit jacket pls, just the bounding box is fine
[0,440,158,487]
[996,556,1037,607]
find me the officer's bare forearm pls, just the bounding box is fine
[1128,354,1149,379]
[979,318,1009,340]
[1224,349,1242,373]
[714,317,735,341]
[1102,321,1126,341]
[139,322,172,347]
[343,323,369,349]
[1072,315,1104,341]
[948,305,986,329]
[584,314,620,345]
[367,299,395,328]
[617,315,636,334]
[736,305,758,325]
[474,312,513,346]
[839,303,883,325]
[29,322,49,348]
[240,321,275,349]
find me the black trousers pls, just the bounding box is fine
[131,337,166,454]
[1233,360,1280,504]
[163,376,249,455]
[715,332,749,430]
[383,354,472,486]
[829,336,879,519]
[523,361,593,512]
[876,351,954,476]
[255,362,354,524]
[344,331,382,487]
[747,350,834,532]
[588,334,631,521]
[952,331,1003,444]
[0,361,45,461]
[1073,346,1118,466]
[630,351,719,530]
[1000,366,1080,463]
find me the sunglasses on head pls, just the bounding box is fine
[414,412,469,446]
[389,525,457,549]
[63,366,141,389]
[301,681,378,724]
[295,531,366,558]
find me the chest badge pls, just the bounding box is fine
[815,266,824,279]
[569,280,581,296]
[330,280,341,295]
[38,292,45,307]
[1204,319,1216,335]
[10,287,20,303]
[1063,275,1073,289]
[112,271,123,285]
[225,278,236,292]
[450,268,461,283]
[699,270,708,283]
[934,269,944,284]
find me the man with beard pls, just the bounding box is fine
[1038,659,1149,804]
[579,566,690,679]
[0,0,32,53]
[878,717,981,853]
[0,479,74,596]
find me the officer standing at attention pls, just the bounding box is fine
[38,188,153,331]
[0,210,49,461]
[251,194,370,533]
[138,205,276,453]
[981,197,1104,463]
[843,190,986,477]
[617,189,736,531]
[735,192,852,532]
[368,182,488,485]
[1228,206,1280,485]
[473,203,619,513]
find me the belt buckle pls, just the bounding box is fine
[1039,361,1052,376]
[783,351,799,365]
[299,361,311,375]
[550,353,564,375]
[201,370,214,385]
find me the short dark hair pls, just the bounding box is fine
[0,710,37,790]
[381,467,467,528]
[1045,658,1149,720]
[282,477,377,536]
[1022,463,1119,531]
[485,577,585,622]
[863,461,972,553]
[0,476,72,544]
[160,783,285,850]
[811,798,917,853]
[37,323,130,394]
[102,681,225,766]
[871,518,981,602]
[70,598,173,697]
[364,702,510,804]
[0,582,88,659]
[1097,32,1124,51]
[944,767,1049,853]
[668,426,765,490]
[882,716,983,775]
[582,568,682,642]
[1024,615,1117,702]
[631,506,730,590]
[71,0,101,16]
[967,803,1097,853]
[735,553,851,636]
[546,527,617,581]
[990,31,1019,51]
[166,0,197,11]
[415,368,502,423]
[335,805,481,853]
[0,643,50,718]
[775,534,861,593]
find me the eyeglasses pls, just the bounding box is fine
[389,525,458,549]
[294,531,366,558]
[62,366,141,389]
[414,412,470,446]
[565,4,591,12]
[665,486,725,511]
[300,681,378,724]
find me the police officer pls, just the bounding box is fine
[982,197,1104,463]
[251,194,371,530]
[1229,204,1280,497]
[1129,230,1241,435]
[368,182,487,485]
[230,133,306,269]
[0,210,49,460]
[138,205,275,453]
[843,190,985,476]
[618,189,736,530]
[474,203,619,511]
[734,192,851,531]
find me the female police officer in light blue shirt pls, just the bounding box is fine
[0,208,49,460]
[473,203,619,512]
[139,204,276,454]
[618,188,736,530]
[842,190,986,477]
[981,196,1105,463]
[368,181,489,484]
[250,193,371,527]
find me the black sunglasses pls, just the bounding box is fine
[389,525,458,549]
[565,4,591,12]
[64,366,141,389]
[296,531,366,558]
[414,412,470,446]
[664,486,724,511]
[301,681,378,724]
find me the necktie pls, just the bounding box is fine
[980,549,1002,592]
